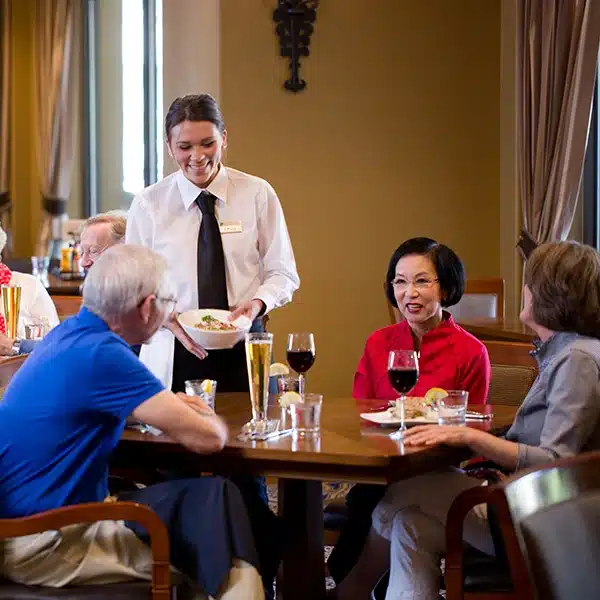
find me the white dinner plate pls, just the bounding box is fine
[360,410,438,427]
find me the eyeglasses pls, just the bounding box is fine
[81,245,108,259]
[156,296,177,313]
[391,277,439,291]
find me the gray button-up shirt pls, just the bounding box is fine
[505,332,600,470]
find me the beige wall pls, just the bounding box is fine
[221,0,501,396]
[9,0,40,256]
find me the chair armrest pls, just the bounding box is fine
[0,502,171,596]
[445,485,495,598]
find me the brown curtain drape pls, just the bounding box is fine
[518,0,600,244]
[33,0,79,256]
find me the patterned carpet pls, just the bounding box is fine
[266,480,353,514]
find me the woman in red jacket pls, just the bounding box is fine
[355,237,490,406]
[328,237,491,584]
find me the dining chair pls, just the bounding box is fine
[483,341,537,407]
[446,278,505,321]
[52,295,83,321]
[0,501,173,599]
[445,451,600,600]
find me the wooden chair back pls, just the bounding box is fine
[0,502,172,598]
[447,278,505,321]
[52,295,83,321]
[494,451,600,600]
[483,341,538,407]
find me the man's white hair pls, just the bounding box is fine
[83,211,127,245]
[82,244,175,321]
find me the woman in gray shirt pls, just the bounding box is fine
[333,241,600,600]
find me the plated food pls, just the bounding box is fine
[194,315,239,332]
[178,309,252,350]
[388,397,434,419]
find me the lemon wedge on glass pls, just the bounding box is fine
[269,362,290,377]
[200,379,213,395]
[424,387,448,406]
[278,391,302,407]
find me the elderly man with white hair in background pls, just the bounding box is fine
[81,211,206,360]
[79,211,128,270]
[0,225,59,355]
[0,244,265,600]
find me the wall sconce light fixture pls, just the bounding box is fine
[273,0,319,92]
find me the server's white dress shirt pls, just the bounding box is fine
[126,166,300,388]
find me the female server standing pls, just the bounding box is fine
[126,94,300,393]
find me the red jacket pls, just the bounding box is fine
[354,314,490,408]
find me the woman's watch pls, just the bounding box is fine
[11,339,21,355]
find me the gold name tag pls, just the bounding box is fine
[219,221,243,234]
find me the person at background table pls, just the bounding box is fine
[328,237,491,584]
[333,241,600,600]
[354,237,490,406]
[81,211,202,359]
[0,244,266,600]
[80,211,128,270]
[0,225,59,356]
[126,93,299,394]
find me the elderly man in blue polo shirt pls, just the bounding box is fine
[0,244,264,600]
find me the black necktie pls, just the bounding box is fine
[195,191,228,309]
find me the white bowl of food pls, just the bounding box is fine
[178,309,252,350]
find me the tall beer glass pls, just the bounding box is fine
[245,332,272,424]
[2,285,21,339]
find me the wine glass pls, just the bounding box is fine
[388,350,419,440]
[286,332,315,395]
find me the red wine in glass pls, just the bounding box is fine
[388,368,418,395]
[287,333,315,394]
[387,350,419,439]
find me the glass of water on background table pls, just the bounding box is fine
[437,390,469,426]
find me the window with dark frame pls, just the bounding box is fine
[82,0,162,217]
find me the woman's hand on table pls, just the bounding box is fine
[229,299,265,323]
[164,313,208,359]
[402,424,482,448]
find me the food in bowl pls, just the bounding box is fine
[178,309,252,350]
[194,315,239,332]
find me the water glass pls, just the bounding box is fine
[31,256,50,279]
[277,375,300,428]
[289,393,323,437]
[185,379,217,411]
[437,390,469,426]
[25,322,45,341]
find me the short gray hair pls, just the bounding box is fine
[82,244,175,321]
[83,211,127,244]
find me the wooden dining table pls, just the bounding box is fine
[116,395,517,600]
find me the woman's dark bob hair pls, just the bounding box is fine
[165,93,225,139]
[385,237,465,308]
